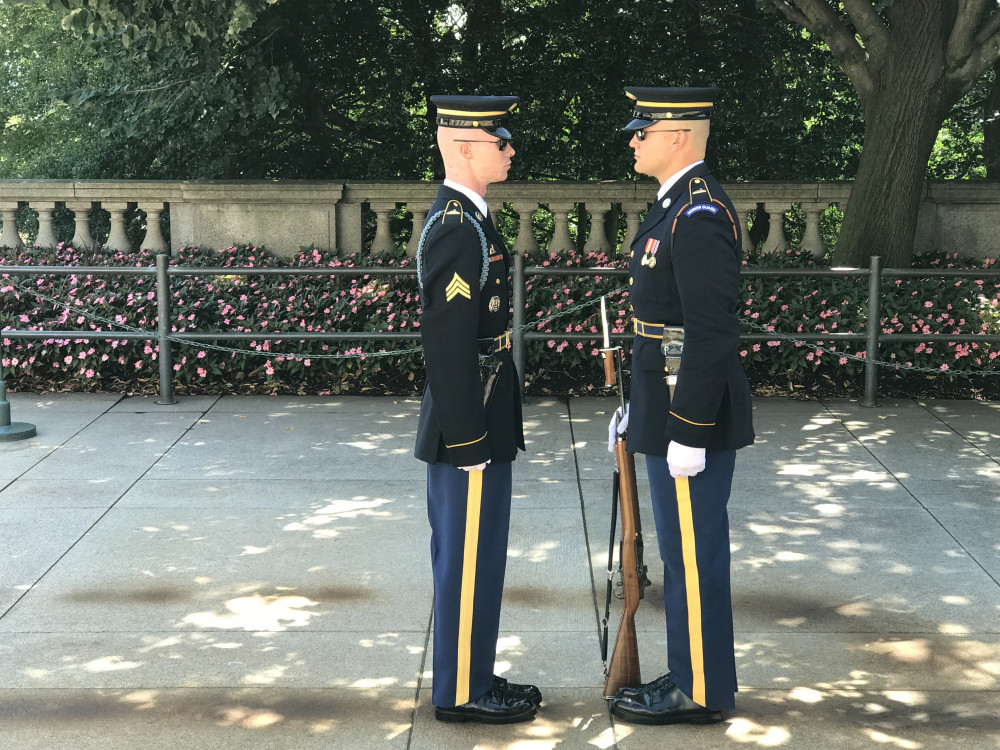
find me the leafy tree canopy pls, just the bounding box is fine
[0,0,991,199]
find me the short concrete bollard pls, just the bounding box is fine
[0,380,36,441]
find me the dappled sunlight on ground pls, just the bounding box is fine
[183,593,318,631]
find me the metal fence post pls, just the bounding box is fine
[862,255,881,407]
[512,252,526,403]
[0,334,36,440]
[154,252,176,405]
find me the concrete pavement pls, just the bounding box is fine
[1,393,998,749]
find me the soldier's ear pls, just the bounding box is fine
[459,142,475,160]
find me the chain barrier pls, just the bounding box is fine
[741,318,1000,378]
[5,272,998,378]
[3,274,628,362]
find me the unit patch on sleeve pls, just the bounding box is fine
[445,272,471,301]
[684,204,720,217]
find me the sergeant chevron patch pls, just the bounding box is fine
[445,272,471,301]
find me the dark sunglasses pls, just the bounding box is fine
[634,128,691,141]
[453,137,510,151]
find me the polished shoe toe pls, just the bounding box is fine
[610,680,722,726]
[494,674,542,705]
[613,672,673,700]
[435,686,537,724]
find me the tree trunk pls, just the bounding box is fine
[833,4,953,269]
[833,86,944,268]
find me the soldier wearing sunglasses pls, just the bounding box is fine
[413,94,540,724]
[606,86,755,726]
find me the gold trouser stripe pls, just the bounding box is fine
[455,469,483,706]
[675,476,706,706]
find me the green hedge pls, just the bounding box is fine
[2,242,999,398]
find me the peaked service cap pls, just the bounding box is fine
[431,94,519,139]
[622,86,718,131]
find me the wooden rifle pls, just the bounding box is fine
[598,297,651,698]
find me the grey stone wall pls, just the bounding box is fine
[1,179,998,261]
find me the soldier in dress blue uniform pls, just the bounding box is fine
[607,87,755,725]
[414,94,540,724]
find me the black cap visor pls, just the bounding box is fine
[622,117,655,131]
[482,126,513,139]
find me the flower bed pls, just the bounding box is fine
[2,243,999,399]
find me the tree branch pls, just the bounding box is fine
[958,24,1000,83]
[841,0,890,52]
[975,6,1000,45]
[948,0,989,67]
[770,0,811,28]
[771,0,875,101]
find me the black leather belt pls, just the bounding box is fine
[633,319,665,339]
[478,330,511,354]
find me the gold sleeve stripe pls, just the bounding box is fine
[445,432,487,449]
[675,476,707,707]
[669,411,715,427]
[454,469,484,705]
[436,107,511,117]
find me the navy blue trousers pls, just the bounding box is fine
[646,451,738,711]
[426,461,512,707]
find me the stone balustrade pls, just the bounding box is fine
[0,178,996,259]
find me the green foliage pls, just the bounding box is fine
[3,0,983,183]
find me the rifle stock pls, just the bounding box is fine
[604,440,643,697]
[598,299,651,698]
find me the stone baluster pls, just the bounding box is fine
[139,203,169,253]
[734,203,756,255]
[511,202,539,255]
[620,202,647,257]
[368,201,397,257]
[582,203,611,254]
[33,202,59,248]
[407,207,427,258]
[103,203,132,253]
[67,203,95,250]
[761,202,791,254]
[0,203,22,249]
[800,202,826,259]
[547,202,575,254]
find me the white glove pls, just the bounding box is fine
[459,460,490,472]
[607,404,629,453]
[667,441,706,478]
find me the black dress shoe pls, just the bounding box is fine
[494,674,543,705]
[613,672,673,700]
[610,679,722,725]
[435,686,537,724]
